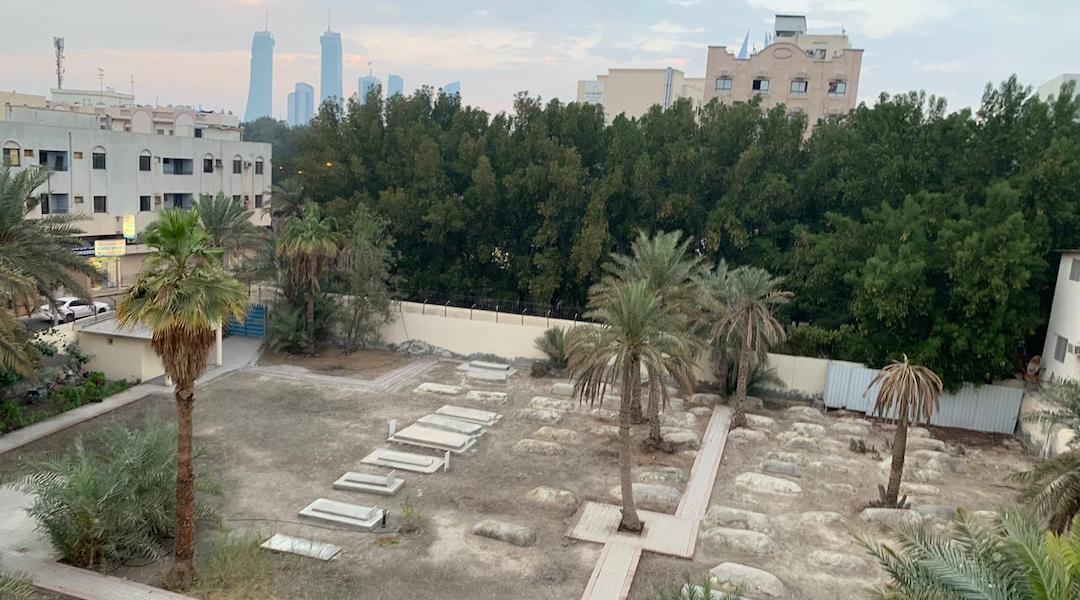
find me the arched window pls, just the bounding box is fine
[232,155,243,175]
[203,153,215,174]
[254,156,264,175]
[2,140,21,167]
[138,149,152,172]
[91,145,107,170]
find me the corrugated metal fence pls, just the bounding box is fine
[823,365,1024,434]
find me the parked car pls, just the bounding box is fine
[35,297,111,322]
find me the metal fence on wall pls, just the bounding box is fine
[390,289,589,323]
[823,364,1024,434]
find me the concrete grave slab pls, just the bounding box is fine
[464,390,508,405]
[299,498,385,530]
[436,404,502,425]
[416,382,463,396]
[389,424,477,454]
[417,413,486,436]
[466,369,508,382]
[261,533,342,561]
[361,448,445,473]
[470,360,511,372]
[530,396,577,412]
[332,471,405,496]
[551,382,575,396]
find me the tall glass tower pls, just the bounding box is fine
[443,81,461,96]
[387,74,404,97]
[243,30,274,121]
[320,30,343,106]
[287,82,315,126]
[358,75,380,105]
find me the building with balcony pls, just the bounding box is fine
[704,14,863,127]
[576,67,705,122]
[0,90,270,295]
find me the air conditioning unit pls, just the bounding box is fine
[244,161,252,168]
[215,159,223,168]
[1071,344,1080,356]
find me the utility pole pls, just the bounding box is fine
[53,37,64,89]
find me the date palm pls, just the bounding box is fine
[0,166,95,374]
[116,209,246,589]
[193,193,263,269]
[866,355,943,506]
[1014,379,1080,532]
[592,230,705,441]
[276,204,340,352]
[710,266,790,428]
[267,178,307,233]
[566,280,697,532]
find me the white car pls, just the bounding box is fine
[36,297,111,322]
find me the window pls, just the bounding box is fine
[790,80,808,94]
[73,151,83,160]
[2,147,19,167]
[232,159,242,174]
[23,149,33,157]
[194,128,203,138]
[255,160,264,175]
[714,77,733,91]
[40,194,50,215]
[244,195,250,208]
[828,80,848,95]
[254,194,264,208]
[92,152,106,170]
[139,195,151,212]
[752,79,770,93]
[166,193,193,210]
[93,196,107,213]
[203,158,214,173]
[232,195,242,204]
[157,129,164,135]
[1055,334,1070,363]
[162,158,193,175]
[806,48,826,59]
[1071,259,1080,282]
[39,150,68,171]
[73,195,84,204]
[41,193,68,214]
[139,154,152,171]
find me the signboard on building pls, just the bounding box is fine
[94,239,127,257]
[122,215,136,240]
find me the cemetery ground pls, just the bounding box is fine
[0,350,1037,599]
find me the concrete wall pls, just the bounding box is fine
[576,67,704,122]
[78,332,163,383]
[1018,390,1075,456]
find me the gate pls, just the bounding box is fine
[225,304,267,337]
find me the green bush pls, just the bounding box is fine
[649,574,742,599]
[0,571,35,600]
[0,400,24,433]
[196,533,273,600]
[14,422,215,568]
[534,327,568,369]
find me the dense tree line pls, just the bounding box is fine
[243,77,1080,387]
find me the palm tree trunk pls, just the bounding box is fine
[647,385,663,447]
[732,343,751,429]
[305,289,316,353]
[618,362,643,532]
[885,412,908,505]
[628,355,643,424]
[717,357,729,398]
[166,383,197,589]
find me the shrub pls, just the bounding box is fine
[0,400,24,433]
[649,574,742,599]
[197,533,273,600]
[534,327,568,369]
[399,495,422,534]
[64,342,90,367]
[530,360,553,378]
[0,571,35,600]
[14,422,215,568]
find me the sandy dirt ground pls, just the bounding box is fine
[0,349,1036,599]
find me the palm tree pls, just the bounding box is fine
[592,230,706,437]
[710,267,791,428]
[1015,379,1080,532]
[193,193,263,269]
[566,280,697,532]
[267,178,307,233]
[0,166,96,374]
[859,507,1080,599]
[866,355,943,507]
[276,204,340,352]
[116,209,246,589]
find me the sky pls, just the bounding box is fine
[3,0,1079,120]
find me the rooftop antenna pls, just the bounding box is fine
[129,75,135,98]
[328,8,332,31]
[53,37,65,89]
[96,67,104,93]
[265,11,269,31]
[368,61,373,76]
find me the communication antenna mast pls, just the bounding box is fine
[96,68,105,93]
[130,75,135,97]
[53,37,65,89]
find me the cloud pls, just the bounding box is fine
[649,20,705,34]
[914,59,966,73]
[669,0,701,6]
[744,0,972,38]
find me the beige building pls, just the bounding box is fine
[576,68,704,122]
[704,15,863,126]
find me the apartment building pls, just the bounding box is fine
[576,67,705,122]
[0,89,270,294]
[704,15,863,126]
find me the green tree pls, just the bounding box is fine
[867,355,943,507]
[193,192,263,269]
[711,267,790,428]
[115,209,246,588]
[566,280,697,532]
[334,203,394,353]
[267,178,308,233]
[276,204,340,352]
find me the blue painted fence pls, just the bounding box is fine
[823,364,1024,434]
[225,304,267,338]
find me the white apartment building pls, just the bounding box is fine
[576,67,705,122]
[0,89,271,294]
[1037,73,1080,102]
[1042,251,1080,382]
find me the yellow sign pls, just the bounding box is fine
[122,214,136,240]
[94,239,127,257]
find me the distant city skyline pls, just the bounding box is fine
[242,30,274,121]
[4,1,1080,120]
[287,82,314,126]
[319,29,343,106]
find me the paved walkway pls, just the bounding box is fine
[571,405,733,600]
[242,356,438,393]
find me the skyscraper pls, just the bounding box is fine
[287,82,315,127]
[320,29,343,106]
[358,75,380,105]
[243,30,274,121]
[443,81,461,96]
[387,74,404,97]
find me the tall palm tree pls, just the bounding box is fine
[1015,379,1080,532]
[276,204,340,352]
[592,230,706,437]
[116,209,246,589]
[0,166,96,374]
[193,193,263,269]
[859,507,1080,599]
[866,355,943,507]
[566,280,697,532]
[267,178,307,233]
[711,267,791,428]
